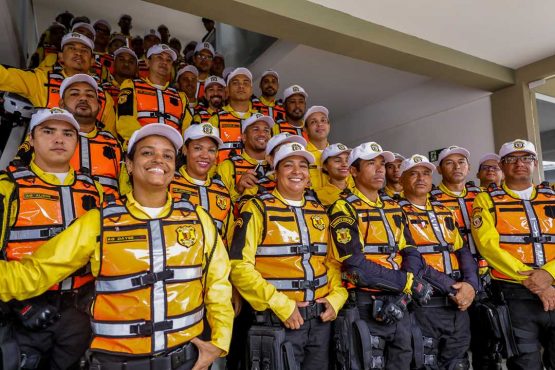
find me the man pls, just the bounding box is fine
[384,153,405,197]
[211,52,225,77]
[472,139,555,369]
[217,113,274,203]
[101,46,138,101]
[304,105,330,189]
[158,24,170,44]
[92,19,111,54]
[327,143,433,369]
[193,41,215,100]
[29,22,66,69]
[0,107,102,369]
[131,35,144,59]
[274,84,309,140]
[117,14,132,38]
[193,75,226,123]
[0,32,117,135]
[208,67,258,162]
[230,142,347,369]
[476,153,503,189]
[251,70,285,122]
[117,44,192,144]
[398,154,479,369]
[176,65,199,109]
[138,29,161,79]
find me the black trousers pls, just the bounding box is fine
[358,303,413,370]
[14,305,91,370]
[411,305,470,370]
[284,317,331,370]
[90,348,198,370]
[226,299,254,370]
[468,302,501,370]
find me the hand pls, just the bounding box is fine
[191,337,223,370]
[236,170,258,194]
[374,294,410,325]
[231,287,242,317]
[450,282,476,311]
[316,297,337,322]
[520,269,554,294]
[283,301,308,330]
[537,286,555,312]
[15,302,60,330]
[410,275,433,305]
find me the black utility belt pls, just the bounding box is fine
[492,280,541,301]
[254,302,325,326]
[89,342,197,370]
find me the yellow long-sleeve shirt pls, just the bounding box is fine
[0,191,233,354]
[217,151,270,203]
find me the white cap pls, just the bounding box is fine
[400,154,436,174]
[194,41,215,56]
[93,19,111,32]
[72,22,96,38]
[437,145,470,164]
[303,105,329,122]
[214,52,224,59]
[261,69,279,80]
[113,46,138,61]
[128,124,183,153]
[59,74,98,98]
[61,32,94,51]
[144,29,161,40]
[222,67,235,81]
[321,143,351,165]
[176,65,199,80]
[266,133,307,156]
[29,107,80,132]
[348,142,395,167]
[109,33,128,45]
[146,44,177,62]
[273,142,315,169]
[50,21,67,31]
[478,153,500,166]
[499,139,537,158]
[183,123,223,148]
[226,67,253,84]
[204,75,226,89]
[283,85,308,101]
[388,153,406,163]
[241,113,275,133]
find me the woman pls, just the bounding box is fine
[0,124,233,370]
[170,123,233,244]
[315,143,353,207]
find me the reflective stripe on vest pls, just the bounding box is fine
[267,274,328,291]
[426,209,454,275]
[134,80,183,130]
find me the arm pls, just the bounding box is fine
[100,93,117,136]
[322,246,348,317]
[115,79,141,145]
[216,160,240,203]
[0,65,47,107]
[179,92,193,134]
[229,200,297,321]
[453,233,479,291]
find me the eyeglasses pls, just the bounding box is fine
[479,165,501,172]
[501,155,536,164]
[196,54,213,61]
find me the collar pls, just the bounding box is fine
[145,77,170,90]
[272,188,306,206]
[502,182,537,199]
[352,187,383,208]
[306,140,328,153]
[29,160,76,185]
[79,126,99,139]
[259,96,276,106]
[125,191,173,219]
[223,103,257,118]
[178,166,211,187]
[241,150,267,166]
[438,182,467,197]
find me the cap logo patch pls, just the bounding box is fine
[370,143,380,152]
[291,143,302,151]
[70,32,82,38]
[514,141,525,149]
[413,155,423,163]
[50,107,64,114]
[292,86,300,92]
[202,124,213,134]
[337,144,347,150]
[204,43,210,48]
[448,145,458,150]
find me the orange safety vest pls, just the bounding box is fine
[213,111,243,162]
[194,104,219,123]
[254,191,330,302]
[196,80,205,101]
[398,199,460,277]
[45,66,108,124]
[101,80,120,102]
[488,185,555,281]
[138,59,149,80]
[228,154,274,193]
[91,197,205,355]
[430,182,485,266]
[169,173,231,236]
[251,97,286,122]
[4,167,100,290]
[274,119,309,141]
[133,79,185,131]
[72,130,121,194]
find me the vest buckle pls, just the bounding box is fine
[132,270,175,287]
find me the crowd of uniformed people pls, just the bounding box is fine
[0,10,552,370]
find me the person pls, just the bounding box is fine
[230,141,347,369]
[170,123,233,243]
[327,142,433,369]
[56,11,74,30]
[472,139,555,370]
[217,113,274,203]
[211,53,225,77]
[208,67,258,162]
[101,46,138,101]
[201,18,216,46]
[193,42,215,100]
[158,24,170,44]
[0,32,117,134]
[92,19,111,54]
[314,143,352,207]
[131,35,144,59]
[384,153,405,197]
[476,153,503,189]
[251,70,285,122]
[117,14,132,38]
[274,84,309,139]
[0,107,102,369]
[138,29,162,79]
[397,154,479,369]
[304,105,330,189]
[28,22,66,69]
[116,44,192,144]
[169,37,182,57]
[176,65,199,109]
[0,124,234,370]
[193,75,226,123]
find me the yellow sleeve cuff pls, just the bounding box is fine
[403,272,414,294]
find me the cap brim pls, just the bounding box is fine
[31,113,80,132]
[60,75,98,97]
[274,150,315,169]
[266,135,307,155]
[479,154,500,165]
[322,149,351,165]
[129,124,184,153]
[402,162,436,175]
[358,151,395,164]
[440,148,470,163]
[185,133,224,148]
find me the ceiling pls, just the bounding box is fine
[308,0,555,69]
